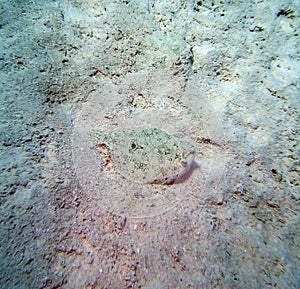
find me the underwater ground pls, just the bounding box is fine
[0,0,299,288]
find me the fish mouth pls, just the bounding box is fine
[181,150,196,166]
[150,150,197,186]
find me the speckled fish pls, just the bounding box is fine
[91,127,197,185]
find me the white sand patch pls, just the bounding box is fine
[72,70,226,218]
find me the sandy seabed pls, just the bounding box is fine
[0,0,299,288]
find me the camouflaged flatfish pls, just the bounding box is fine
[91,127,197,185]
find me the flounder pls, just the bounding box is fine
[91,127,197,185]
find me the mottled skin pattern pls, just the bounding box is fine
[91,127,197,184]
